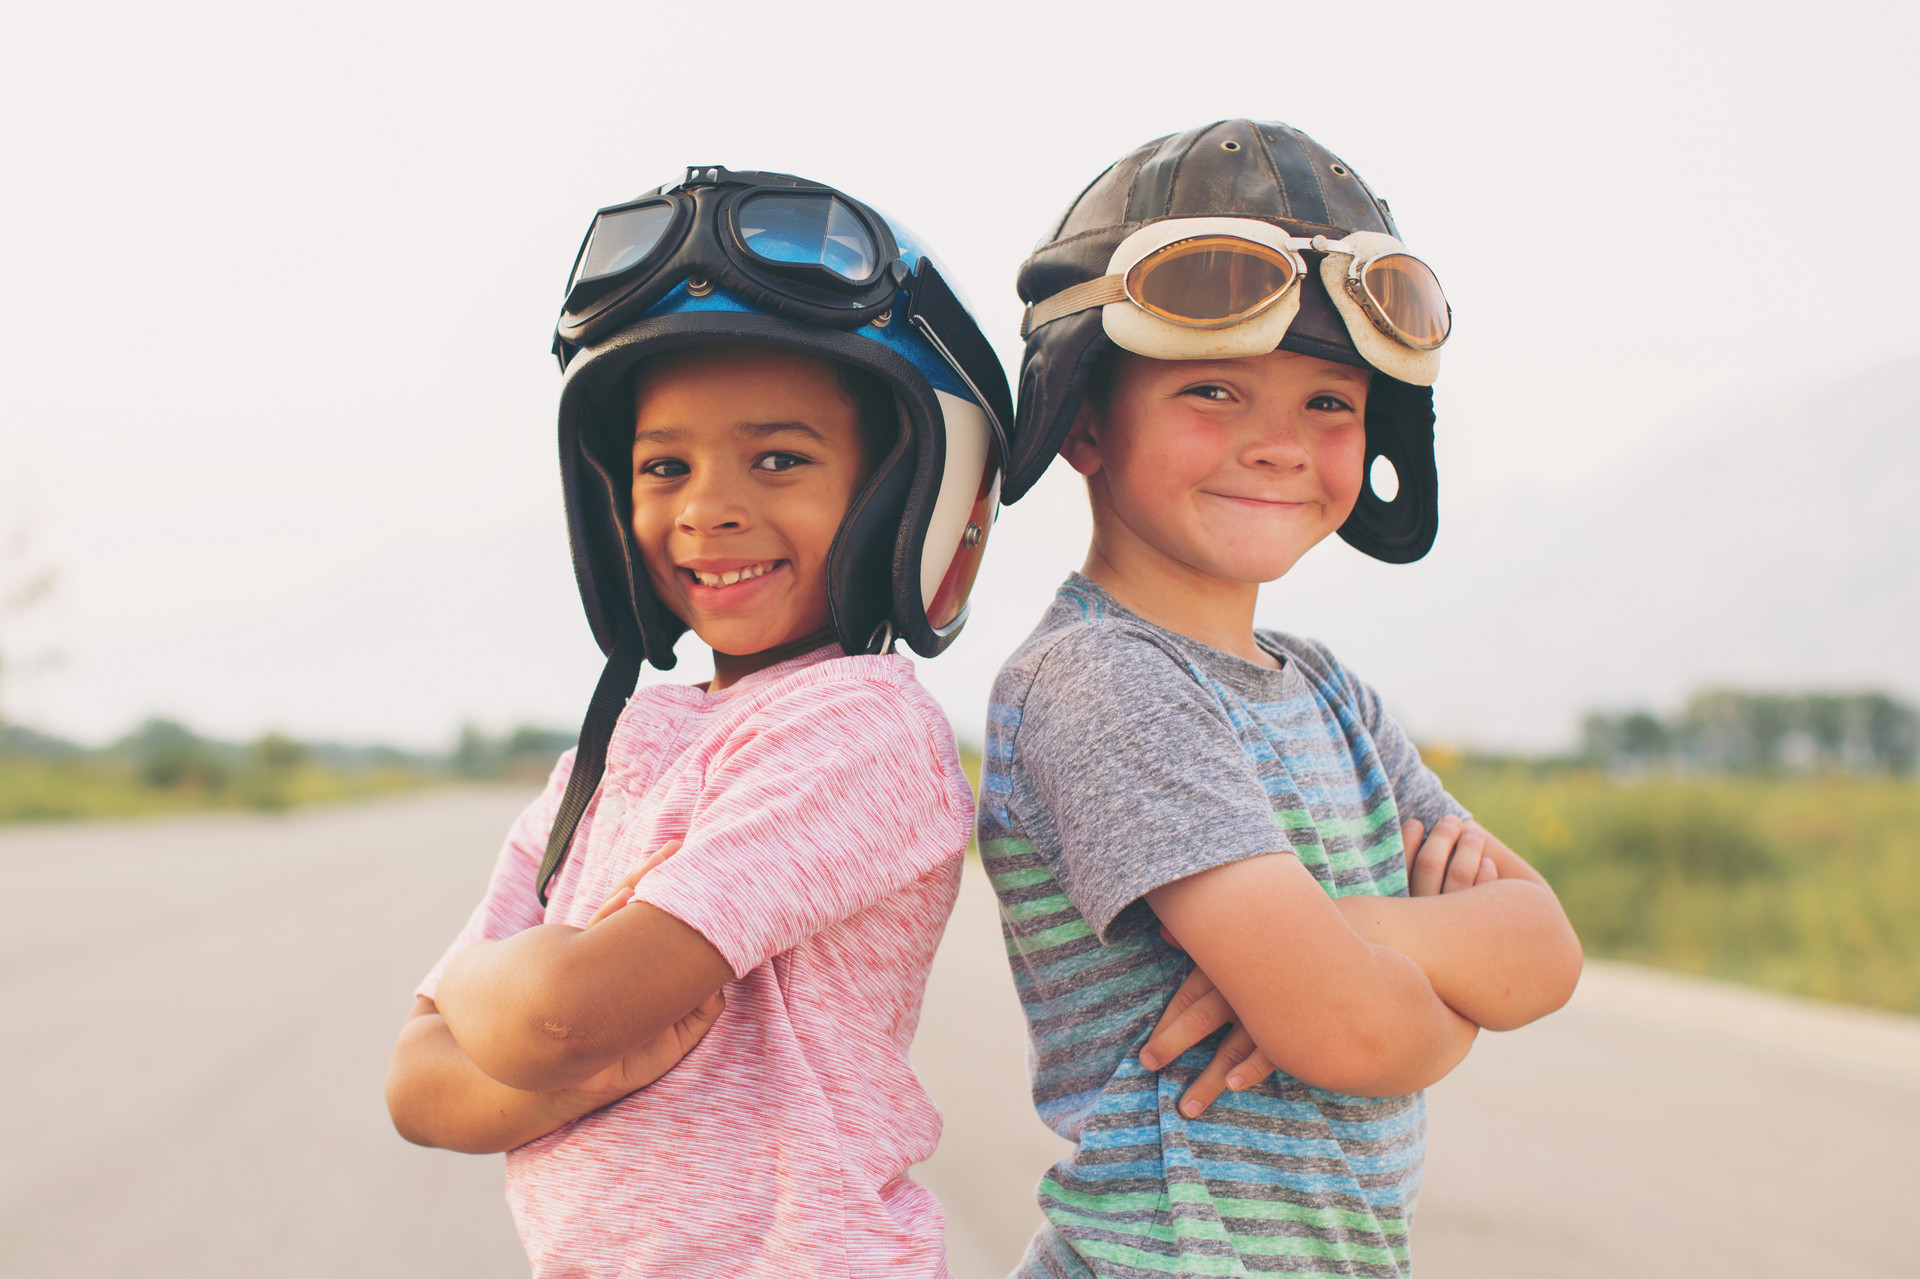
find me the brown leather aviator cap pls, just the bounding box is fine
[1009,119,1442,564]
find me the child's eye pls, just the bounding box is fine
[1180,384,1234,403]
[1307,393,1356,413]
[753,452,810,473]
[638,458,688,478]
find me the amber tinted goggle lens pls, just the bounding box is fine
[1359,253,1450,349]
[1125,236,1299,329]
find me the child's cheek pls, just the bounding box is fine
[1319,427,1369,511]
[1137,418,1230,484]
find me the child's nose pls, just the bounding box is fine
[675,474,752,533]
[1241,415,1310,468]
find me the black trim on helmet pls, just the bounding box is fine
[906,258,1013,462]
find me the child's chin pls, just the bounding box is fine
[696,628,779,655]
[1244,535,1340,581]
[1195,545,1314,585]
[695,622,817,658]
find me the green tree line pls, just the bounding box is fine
[1582,690,1918,775]
[0,718,579,822]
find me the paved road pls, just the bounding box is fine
[3,790,1915,1277]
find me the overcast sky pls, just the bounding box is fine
[2,0,1915,750]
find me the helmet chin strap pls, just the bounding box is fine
[866,618,896,655]
[537,614,644,905]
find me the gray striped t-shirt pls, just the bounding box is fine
[981,575,1467,1279]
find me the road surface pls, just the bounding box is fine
[2,789,1914,1277]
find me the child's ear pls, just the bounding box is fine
[1060,402,1104,478]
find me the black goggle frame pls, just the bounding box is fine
[553,166,908,369]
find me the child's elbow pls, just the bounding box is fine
[1479,923,1585,1032]
[472,1010,604,1092]
[385,1064,457,1151]
[1522,910,1587,1021]
[1542,926,1585,1014]
[1272,1014,1419,1097]
[497,960,632,1089]
[388,1096,439,1150]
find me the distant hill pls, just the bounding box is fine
[1257,358,1920,750]
[0,723,81,757]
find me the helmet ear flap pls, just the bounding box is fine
[565,388,687,668]
[1337,377,1437,564]
[827,397,916,651]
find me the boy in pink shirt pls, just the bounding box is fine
[385,166,1011,1278]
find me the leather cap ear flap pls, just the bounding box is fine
[1007,310,1109,503]
[1338,377,1438,563]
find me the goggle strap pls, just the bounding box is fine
[1023,275,1127,338]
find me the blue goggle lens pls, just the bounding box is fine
[735,192,878,282]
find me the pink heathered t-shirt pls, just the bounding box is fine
[418,647,973,1279]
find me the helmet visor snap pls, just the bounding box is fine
[735,192,880,283]
[1357,252,1450,350]
[572,200,678,292]
[1124,236,1300,329]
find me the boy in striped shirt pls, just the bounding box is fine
[386,166,1012,1278]
[983,121,1584,1278]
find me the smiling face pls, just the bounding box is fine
[629,345,869,685]
[1062,348,1369,652]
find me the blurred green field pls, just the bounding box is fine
[10,734,1912,1016]
[0,718,575,825]
[0,754,428,823]
[1436,756,1920,1014]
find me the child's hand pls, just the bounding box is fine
[584,839,686,925]
[555,839,724,1113]
[1143,817,1502,1116]
[1402,817,1499,897]
[1139,927,1279,1118]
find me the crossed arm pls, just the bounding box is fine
[385,845,734,1153]
[1141,816,1582,1110]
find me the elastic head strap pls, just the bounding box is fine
[1022,275,1127,338]
[536,615,644,905]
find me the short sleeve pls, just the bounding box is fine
[1016,628,1290,942]
[414,749,575,1000]
[1334,659,1470,832]
[633,678,972,978]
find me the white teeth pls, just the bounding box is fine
[691,562,776,587]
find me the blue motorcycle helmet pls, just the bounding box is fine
[539,165,1012,900]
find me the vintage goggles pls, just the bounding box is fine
[1021,217,1450,385]
[551,166,1012,448]
[554,166,914,366]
